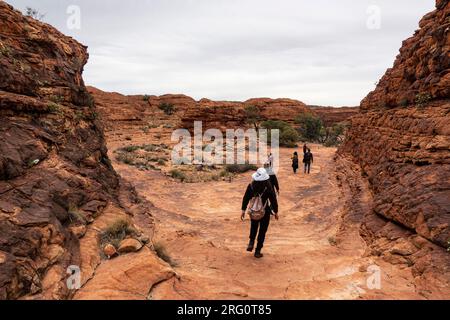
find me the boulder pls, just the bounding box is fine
[103,244,118,258]
[118,238,143,254]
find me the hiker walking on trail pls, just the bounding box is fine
[303,144,308,155]
[267,153,274,168]
[241,168,279,259]
[264,163,280,196]
[291,152,299,174]
[303,148,314,174]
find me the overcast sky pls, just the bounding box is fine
[7,0,435,106]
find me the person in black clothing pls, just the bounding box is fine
[241,168,279,258]
[303,148,314,174]
[292,152,299,174]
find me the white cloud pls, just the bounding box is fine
[7,0,435,106]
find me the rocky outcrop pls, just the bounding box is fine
[0,2,120,299]
[0,3,168,300]
[89,87,315,134]
[309,106,359,127]
[360,0,449,109]
[339,0,450,273]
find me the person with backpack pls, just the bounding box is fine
[241,168,279,258]
[292,152,299,174]
[303,148,314,174]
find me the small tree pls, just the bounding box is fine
[295,113,324,142]
[26,7,45,21]
[159,102,176,115]
[244,105,262,131]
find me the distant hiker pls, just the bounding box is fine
[303,148,314,174]
[241,168,279,259]
[292,152,299,174]
[267,153,274,168]
[264,162,280,196]
[303,144,308,155]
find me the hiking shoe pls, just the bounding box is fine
[254,251,264,259]
[247,241,255,252]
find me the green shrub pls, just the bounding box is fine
[99,219,138,249]
[120,145,141,153]
[0,42,11,57]
[143,94,150,101]
[154,242,177,267]
[159,102,176,115]
[415,93,432,108]
[68,205,87,224]
[47,102,61,114]
[244,105,262,131]
[225,163,258,174]
[261,120,299,147]
[157,159,167,166]
[170,169,187,181]
[116,152,135,165]
[399,98,409,108]
[25,7,45,20]
[295,113,324,142]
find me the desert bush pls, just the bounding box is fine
[415,93,432,108]
[261,120,299,147]
[25,7,45,20]
[244,105,262,131]
[225,163,257,174]
[154,242,177,267]
[295,113,324,142]
[68,205,87,224]
[323,123,346,147]
[157,159,167,166]
[116,152,135,165]
[143,94,150,101]
[159,102,176,115]
[399,98,409,108]
[47,102,61,114]
[0,42,11,57]
[170,169,187,181]
[99,219,138,249]
[120,145,140,153]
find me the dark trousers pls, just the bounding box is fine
[249,211,271,251]
[304,162,311,174]
[293,167,298,174]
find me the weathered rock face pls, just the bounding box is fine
[361,0,449,109]
[0,2,120,299]
[340,1,450,251]
[308,106,359,127]
[181,97,312,131]
[90,87,316,133]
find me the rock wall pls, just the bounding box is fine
[0,2,121,299]
[339,0,450,250]
[308,106,359,127]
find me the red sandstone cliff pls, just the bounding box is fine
[0,3,170,300]
[338,0,450,286]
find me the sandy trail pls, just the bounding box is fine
[111,145,423,300]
